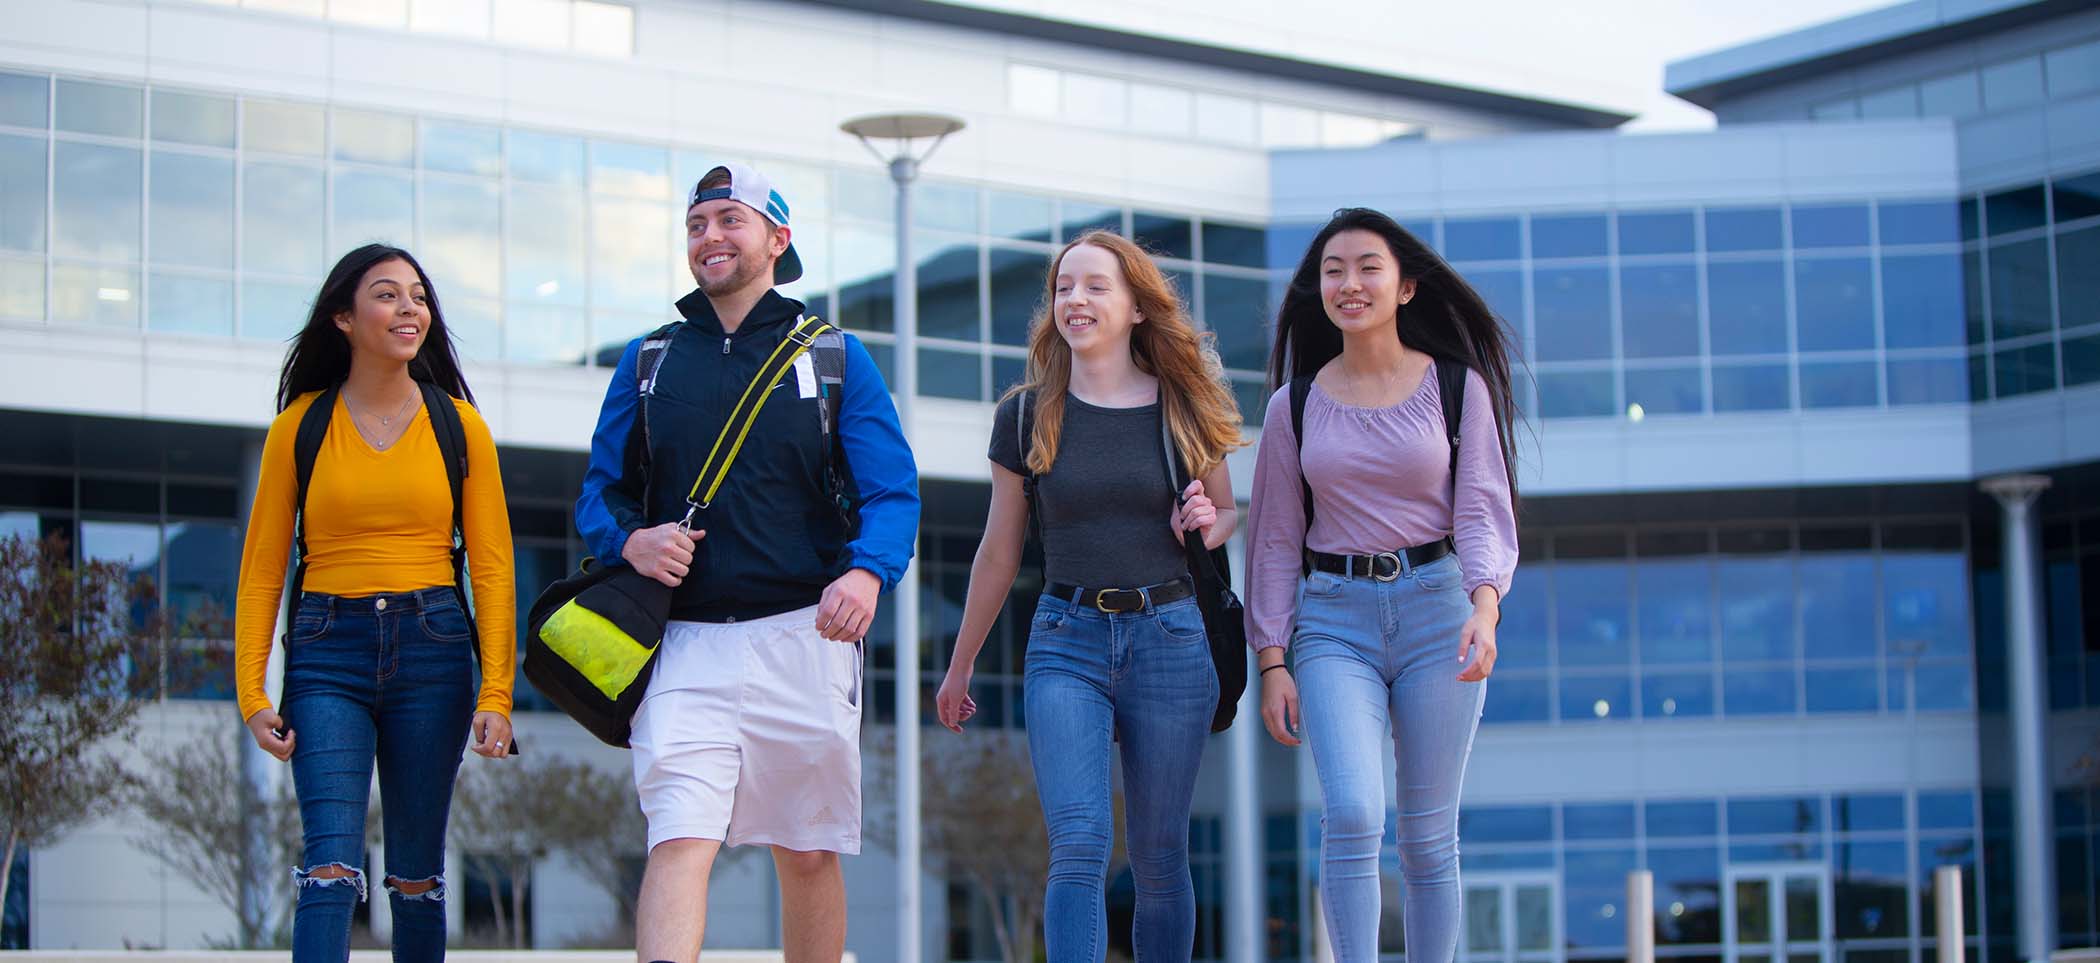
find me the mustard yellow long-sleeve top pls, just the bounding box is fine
[235,389,516,722]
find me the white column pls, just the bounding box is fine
[890,153,924,963]
[1223,530,1262,963]
[1979,474,2055,963]
[1935,864,1965,963]
[1626,870,1655,963]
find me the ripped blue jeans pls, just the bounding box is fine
[283,588,475,963]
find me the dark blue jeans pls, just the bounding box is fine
[1024,591,1218,963]
[283,587,475,963]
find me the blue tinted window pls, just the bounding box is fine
[1796,257,1875,352]
[1556,561,1631,666]
[918,347,981,400]
[1807,666,1880,712]
[1564,804,1636,840]
[915,236,981,341]
[506,130,584,185]
[1397,219,1436,247]
[1643,672,1715,719]
[1918,792,1975,830]
[1985,185,2047,236]
[148,273,232,336]
[1730,797,1823,835]
[589,141,670,199]
[0,71,46,128]
[1880,201,1960,245]
[1621,263,1699,358]
[1444,217,1520,261]
[1834,794,1906,832]
[1793,204,1871,248]
[422,120,500,178]
[1724,667,1797,715]
[1964,248,1987,346]
[1961,197,1981,241]
[2064,331,2100,388]
[1882,252,1964,348]
[1884,553,1970,657]
[1706,207,1783,252]
[1058,201,1120,239]
[1708,260,1788,355]
[1647,800,1720,837]
[1625,367,1703,416]
[1648,846,1724,944]
[993,356,1026,396]
[988,247,1047,347]
[988,192,1053,243]
[1994,342,2057,397]
[1989,239,2053,339]
[1731,840,1824,862]
[1561,673,1633,722]
[1482,674,1550,723]
[56,79,140,138]
[1618,210,1694,255]
[1538,370,1615,419]
[1202,273,1272,372]
[1132,211,1192,260]
[1801,552,1878,659]
[1531,213,1607,259]
[0,134,41,254]
[1638,557,1713,663]
[1712,363,1791,412]
[1719,556,1794,661]
[2055,172,2100,223]
[1887,358,1969,405]
[1535,267,1610,361]
[1460,805,1553,843]
[1498,567,1549,672]
[1801,361,1878,408]
[1564,848,1639,950]
[1462,267,1524,333]
[1201,221,1266,268]
[1915,659,1973,710]
[1266,221,1319,272]
[2060,226,2100,331]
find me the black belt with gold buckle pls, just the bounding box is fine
[1046,576,1195,613]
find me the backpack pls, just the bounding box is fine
[1287,356,1466,572]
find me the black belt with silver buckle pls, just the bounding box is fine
[1306,538,1454,582]
[1046,576,1195,614]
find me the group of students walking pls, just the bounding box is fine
[232,162,1520,963]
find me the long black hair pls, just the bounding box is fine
[275,244,474,412]
[1268,207,1522,497]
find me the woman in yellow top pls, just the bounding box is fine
[233,243,516,963]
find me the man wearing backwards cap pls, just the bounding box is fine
[576,163,920,963]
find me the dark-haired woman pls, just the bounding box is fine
[1243,209,1520,963]
[233,244,515,963]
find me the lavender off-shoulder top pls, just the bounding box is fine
[1242,363,1519,652]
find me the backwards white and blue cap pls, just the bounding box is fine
[688,162,803,284]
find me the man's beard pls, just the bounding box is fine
[696,250,770,297]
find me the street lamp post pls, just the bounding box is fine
[840,111,964,963]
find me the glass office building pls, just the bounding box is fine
[0,0,2094,960]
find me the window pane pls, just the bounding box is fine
[1712,363,1790,412]
[1638,556,1712,664]
[1994,342,2057,396]
[242,162,322,276]
[150,90,234,148]
[331,169,414,251]
[1798,551,1876,660]
[1482,674,1549,723]
[1555,561,1630,667]
[1644,672,1716,719]
[988,247,1047,347]
[0,133,47,252]
[1708,260,1787,355]
[912,182,977,235]
[241,278,312,342]
[506,184,585,305]
[1537,370,1614,418]
[1920,72,1980,118]
[1561,673,1631,722]
[1202,221,1266,269]
[2056,172,2100,223]
[1129,82,1192,137]
[590,198,670,314]
[420,177,500,300]
[1800,360,1878,408]
[1194,92,1255,144]
[988,192,1052,244]
[1460,267,1523,335]
[1498,567,1548,672]
[2048,40,2100,97]
[150,152,232,269]
[1887,358,1968,405]
[2065,332,2100,388]
[2056,226,2099,331]
[52,262,139,327]
[243,100,323,156]
[1981,56,2045,111]
[1444,218,1520,262]
[1880,200,1959,246]
[1807,666,1879,713]
[1706,207,1782,252]
[422,120,500,176]
[1986,186,2047,236]
[56,80,140,138]
[1531,213,1606,259]
[1990,238,2053,341]
[1534,267,1609,361]
[0,256,42,320]
[1564,804,1636,840]
[1731,797,1822,835]
[1914,660,1973,710]
[1064,73,1127,126]
[591,140,668,198]
[1202,273,1271,373]
[1625,367,1702,416]
[1620,262,1699,358]
[834,224,895,334]
[148,272,232,336]
[1724,667,1797,715]
[1059,201,1120,240]
[1132,211,1192,260]
[1650,846,1724,945]
[1795,257,1875,351]
[53,142,140,261]
[1883,552,1968,657]
[507,129,584,185]
[915,236,981,342]
[445,295,499,361]
[1647,800,1719,838]
[331,108,414,166]
[0,71,47,128]
[1719,555,1793,662]
[506,303,584,364]
[1882,252,1964,348]
[1618,210,1693,255]
[1792,204,1869,248]
[918,347,981,401]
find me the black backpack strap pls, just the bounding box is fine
[419,380,469,578]
[1435,357,1466,498]
[811,323,850,519]
[1288,375,1315,574]
[634,322,680,470]
[1018,390,1043,549]
[284,386,340,647]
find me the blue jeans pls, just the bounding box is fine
[283,588,476,963]
[1294,553,1484,963]
[1024,591,1218,963]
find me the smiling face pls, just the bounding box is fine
[1052,242,1144,356]
[687,197,787,298]
[332,257,429,364]
[1320,228,1417,335]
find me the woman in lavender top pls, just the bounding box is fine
[1243,208,1521,963]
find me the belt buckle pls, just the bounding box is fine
[1371,552,1403,582]
[1095,588,1144,613]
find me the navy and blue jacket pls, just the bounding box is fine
[575,288,920,623]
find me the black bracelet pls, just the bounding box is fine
[1260,663,1290,678]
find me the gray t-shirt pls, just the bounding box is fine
[990,392,1189,588]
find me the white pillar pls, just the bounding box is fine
[889,153,924,963]
[1935,864,1965,963]
[1626,870,1655,963]
[1223,530,1263,963]
[1979,474,2055,963]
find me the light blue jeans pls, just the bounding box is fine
[1024,591,1218,963]
[1293,552,1484,963]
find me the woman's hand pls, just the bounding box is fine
[1172,480,1217,540]
[1259,663,1301,747]
[470,711,513,758]
[935,666,977,734]
[1458,587,1500,682]
[245,707,294,761]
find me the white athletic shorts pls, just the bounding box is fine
[629,604,864,854]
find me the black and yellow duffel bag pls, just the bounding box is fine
[523,314,843,747]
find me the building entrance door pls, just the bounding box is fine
[1723,863,1833,963]
[1462,872,1559,963]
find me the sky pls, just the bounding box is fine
[939,0,1903,128]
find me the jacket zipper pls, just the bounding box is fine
[722,336,731,355]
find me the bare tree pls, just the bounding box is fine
[0,533,163,920]
[867,727,1127,963]
[129,732,301,948]
[450,753,644,948]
